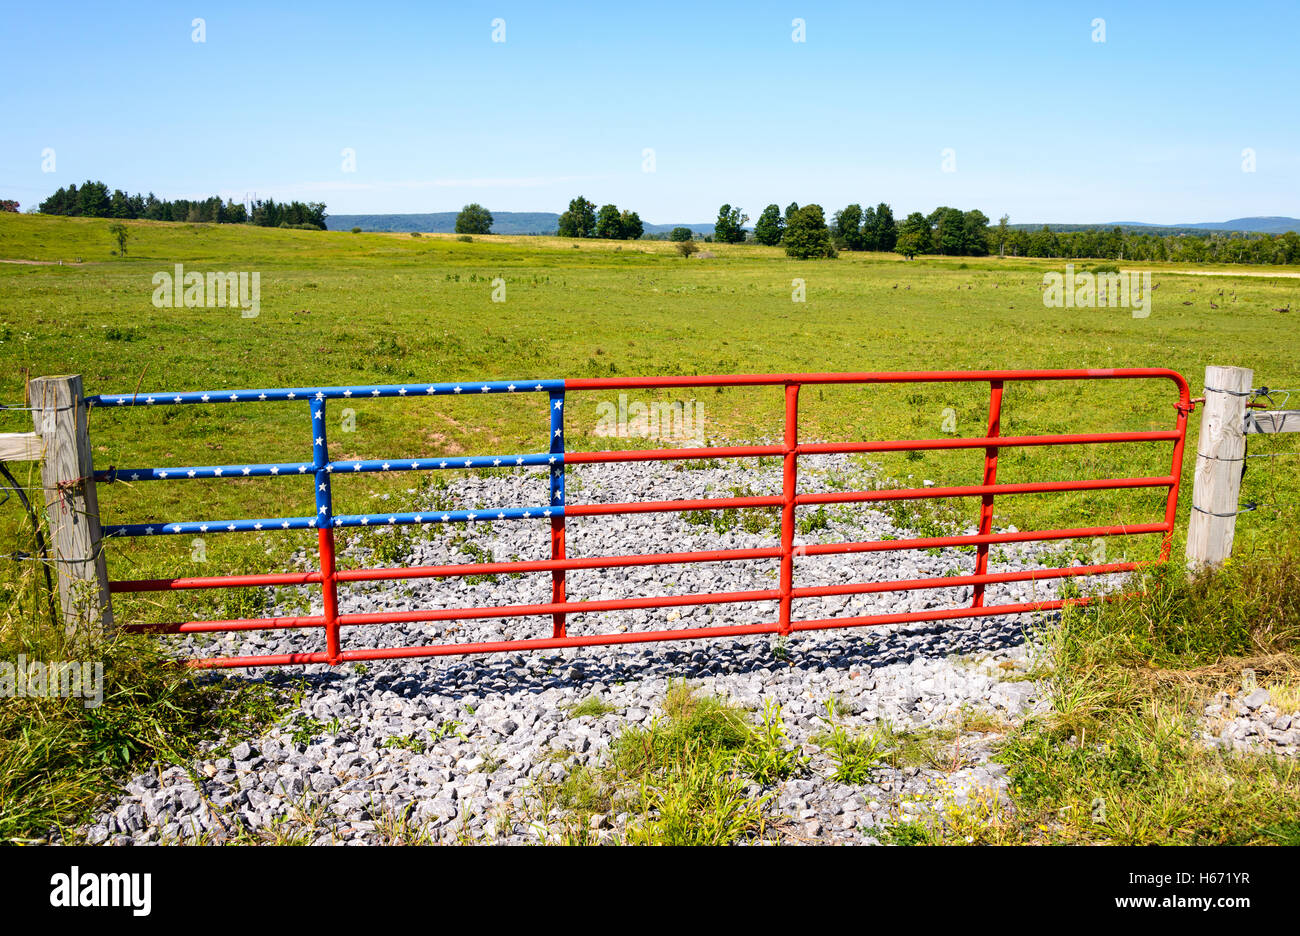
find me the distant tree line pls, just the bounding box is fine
[723,201,898,259]
[24,181,1300,265]
[711,201,1300,266]
[37,181,327,229]
[893,207,991,258]
[1000,224,1300,265]
[890,209,1300,265]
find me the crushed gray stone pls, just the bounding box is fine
[68,454,1091,845]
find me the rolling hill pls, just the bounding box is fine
[326,212,716,237]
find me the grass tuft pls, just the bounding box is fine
[528,682,802,844]
[992,547,1300,845]
[566,694,617,719]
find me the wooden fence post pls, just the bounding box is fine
[1186,365,1253,571]
[29,375,113,636]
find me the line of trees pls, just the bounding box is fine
[1002,224,1300,265]
[746,201,899,258]
[24,182,1300,265]
[556,196,643,239]
[831,203,899,252]
[890,209,1300,265]
[711,200,1300,266]
[37,181,327,229]
[894,207,991,258]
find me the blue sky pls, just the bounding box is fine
[3,1,1297,224]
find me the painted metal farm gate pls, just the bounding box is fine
[85,369,1191,668]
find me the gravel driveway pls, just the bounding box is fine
[77,454,1077,845]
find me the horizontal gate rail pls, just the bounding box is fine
[86,368,1192,668]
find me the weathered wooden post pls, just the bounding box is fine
[1186,365,1252,570]
[29,375,114,635]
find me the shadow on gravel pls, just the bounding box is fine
[212,614,1041,706]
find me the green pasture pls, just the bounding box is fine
[1,213,1297,626]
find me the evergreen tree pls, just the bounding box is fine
[77,181,110,217]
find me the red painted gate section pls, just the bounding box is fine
[93,369,1192,668]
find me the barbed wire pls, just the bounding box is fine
[1240,386,1299,459]
[1191,503,1256,518]
[0,552,101,564]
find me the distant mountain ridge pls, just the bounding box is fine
[326,211,714,236]
[1011,217,1299,235]
[1163,217,1299,234]
[332,212,1298,238]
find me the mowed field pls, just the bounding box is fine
[2,212,1298,627]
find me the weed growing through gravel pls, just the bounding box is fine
[611,684,774,845]
[383,732,428,753]
[673,458,722,471]
[958,707,1013,735]
[813,700,971,786]
[885,500,971,554]
[527,682,801,844]
[284,712,339,747]
[738,699,807,785]
[812,701,886,784]
[877,725,963,772]
[430,718,468,742]
[877,819,939,845]
[371,803,439,845]
[797,506,831,535]
[449,534,500,584]
[877,787,1017,846]
[682,484,779,536]
[353,526,416,567]
[567,695,617,719]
